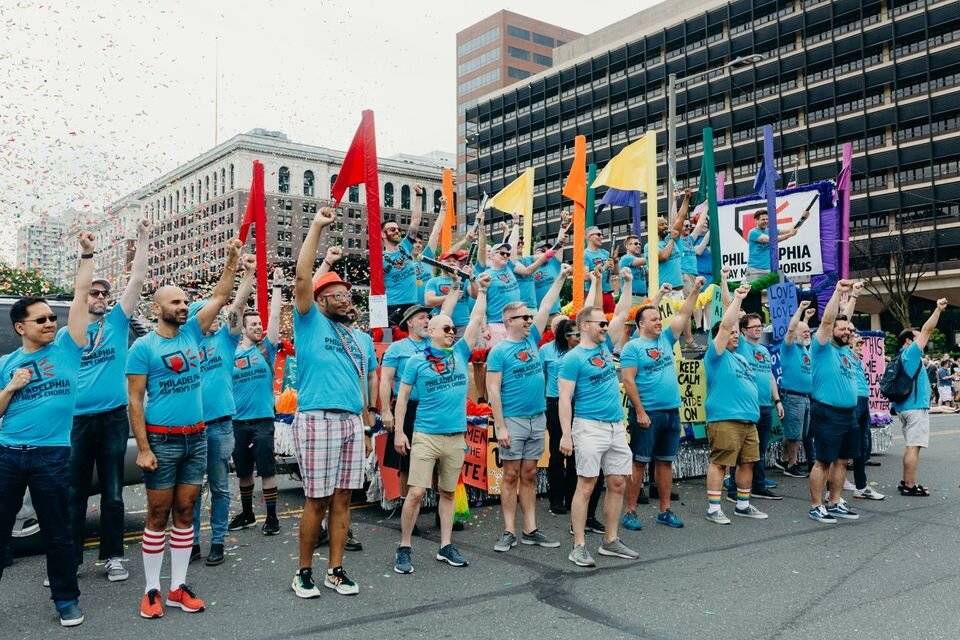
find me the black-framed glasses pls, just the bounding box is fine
[746,324,763,330]
[507,314,533,322]
[22,314,58,325]
[439,325,456,334]
[584,320,609,328]
[89,289,109,298]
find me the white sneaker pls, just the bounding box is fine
[104,557,129,582]
[853,486,886,500]
[843,479,856,491]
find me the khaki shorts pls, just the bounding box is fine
[571,417,632,478]
[899,409,930,448]
[707,420,760,467]
[408,432,466,493]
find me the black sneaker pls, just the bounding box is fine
[190,544,201,563]
[314,526,329,548]
[773,458,787,471]
[204,543,224,566]
[345,529,363,552]
[324,566,359,595]
[228,512,256,531]
[750,487,784,500]
[549,502,568,515]
[262,517,280,536]
[637,488,650,505]
[585,517,606,534]
[783,464,809,478]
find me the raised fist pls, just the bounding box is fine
[560,263,573,278]
[937,298,948,311]
[314,207,336,227]
[475,273,491,291]
[798,300,811,310]
[137,219,150,238]
[325,245,343,264]
[78,231,95,252]
[620,267,633,283]
[734,285,750,300]
[225,238,243,260]
[694,276,706,289]
[240,254,257,272]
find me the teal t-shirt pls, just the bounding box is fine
[620,332,681,411]
[747,228,770,271]
[559,341,622,422]
[532,256,562,314]
[645,239,683,288]
[679,235,697,275]
[618,254,648,296]
[483,263,522,323]
[853,358,870,398]
[400,339,473,434]
[692,232,713,279]
[126,317,205,426]
[413,254,433,306]
[540,341,563,399]
[780,341,812,394]
[383,236,418,306]
[736,339,774,407]
[382,336,429,400]
[515,256,538,309]
[198,326,241,421]
[486,326,545,417]
[293,305,366,414]
[425,275,473,327]
[891,342,931,412]
[810,338,857,409]
[0,330,83,447]
[583,248,612,293]
[704,346,759,423]
[69,305,130,414]
[232,338,277,420]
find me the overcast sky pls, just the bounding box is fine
[0,0,662,263]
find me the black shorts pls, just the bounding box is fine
[232,417,276,478]
[382,400,417,473]
[810,400,859,464]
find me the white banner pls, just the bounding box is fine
[717,189,823,280]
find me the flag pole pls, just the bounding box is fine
[703,128,722,284]
[762,125,780,274]
[839,142,853,279]
[585,163,597,227]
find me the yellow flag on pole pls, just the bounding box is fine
[592,132,659,290]
[486,168,534,256]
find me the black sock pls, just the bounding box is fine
[240,484,254,515]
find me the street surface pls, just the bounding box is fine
[3,416,960,640]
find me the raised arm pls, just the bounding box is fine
[513,249,553,276]
[196,238,241,333]
[720,266,731,308]
[462,274,490,348]
[650,283,671,309]
[694,229,710,256]
[119,219,150,317]
[532,263,572,336]
[588,266,603,309]
[69,231,96,347]
[713,285,749,355]
[672,188,691,234]
[670,275,705,339]
[295,208,337,314]
[917,297,949,350]
[658,230,678,261]
[439,276,463,318]
[816,279,853,346]
[608,267,636,349]
[226,255,256,335]
[784,299,811,345]
[407,185,424,237]
[266,267,283,345]
[426,201,445,254]
[312,245,343,280]
[842,280,863,319]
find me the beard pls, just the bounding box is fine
[161,310,186,326]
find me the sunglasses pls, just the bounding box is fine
[496,251,511,258]
[22,314,58,325]
[439,325,456,334]
[584,320,609,328]
[507,314,533,322]
[89,290,109,298]
[321,292,351,302]
[566,331,581,338]
[746,324,763,330]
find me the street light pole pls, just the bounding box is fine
[665,54,764,224]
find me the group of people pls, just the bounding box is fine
[0,200,949,627]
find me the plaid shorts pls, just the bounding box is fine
[292,410,364,498]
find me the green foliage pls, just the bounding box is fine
[0,265,66,297]
[928,328,947,355]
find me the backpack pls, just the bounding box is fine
[880,353,922,403]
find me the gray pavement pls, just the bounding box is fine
[3,416,960,639]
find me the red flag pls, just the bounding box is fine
[238,161,269,329]
[331,111,386,325]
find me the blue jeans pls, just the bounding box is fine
[728,406,772,495]
[193,419,234,545]
[69,405,128,564]
[0,445,80,604]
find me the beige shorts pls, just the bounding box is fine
[707,420,760,467]
[899,409,930,448]
[408,432,466,493]
[571,417,632,478]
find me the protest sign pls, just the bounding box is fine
[767,281,797,342]
[861,335,890,415]
[678,358,706,424]
[462,422,488,491]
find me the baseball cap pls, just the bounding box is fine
[494,242,512,253]
[440,249,469,261]
[91,278,111,292]
[586,226,602,236]
[312,272,352,298]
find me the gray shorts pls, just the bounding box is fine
[743,266,769,285]
[500,414,546,461]
[899,409,930,448]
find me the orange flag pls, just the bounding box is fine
[440,168,455,251]
[563,135,587,311]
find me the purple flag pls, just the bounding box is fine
[599,187,643,236]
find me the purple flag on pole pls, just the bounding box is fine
[599,187,643,236]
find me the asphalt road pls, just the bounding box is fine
[3,416,960,640]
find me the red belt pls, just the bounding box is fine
[146,422,205,435]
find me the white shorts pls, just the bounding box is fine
[899,409,930,448]
[938,385,953,402]
[571,417,632,478]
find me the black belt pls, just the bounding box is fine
[234,417,273,425]
[315,408,352,415]
[781,390,810,398]
[206,415,232,426]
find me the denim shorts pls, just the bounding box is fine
[628,408,681,463]
[143,430,208,490]
[810,400,858,464]
[781,392,810,441]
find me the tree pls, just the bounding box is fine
[0,264,66,297]
[852,223,932,330]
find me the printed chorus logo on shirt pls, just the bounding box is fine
[515,349,531,362]
[589,355,606,368]
[162,349,197,374]
[234,355,252,370]
[646,348,661,361]
[17,358,53,385]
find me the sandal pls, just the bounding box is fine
[900,483,930,497]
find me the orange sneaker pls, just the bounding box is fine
[166,584,205,613]
[139,589,165,619]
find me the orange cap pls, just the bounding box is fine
[312,272,352,298]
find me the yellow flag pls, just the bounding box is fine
[486,168,534,256]
[593,132,659,291]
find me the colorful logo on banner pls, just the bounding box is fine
[861,335,890,415]
[717,189,823,280]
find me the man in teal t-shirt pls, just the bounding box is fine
[744,209,808,284]
[779,300,816,477]
[617,235,648,302]
[583,226,614,312]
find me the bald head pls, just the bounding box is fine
[153,285,189,327]
[154,285,186,305]
[427,313,456,347]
